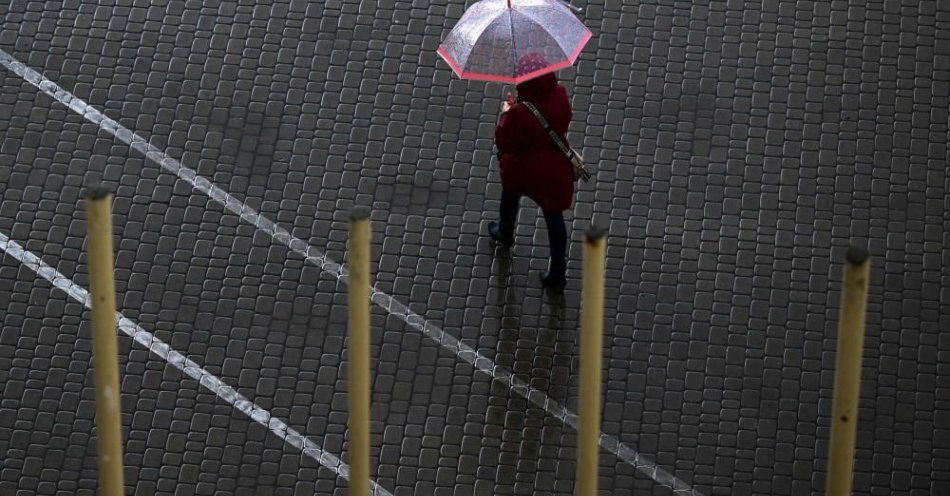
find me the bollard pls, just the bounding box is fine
[824,246,871,496]
[86,185,125,496]
[347,207,372,496]
[577,226,607,496]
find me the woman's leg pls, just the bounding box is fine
[499,190,520,235]
[542,210,567,279]
[490,190,520,245]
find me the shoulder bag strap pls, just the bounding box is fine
[520,101,574,161]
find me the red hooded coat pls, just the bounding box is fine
[495,73,575,212]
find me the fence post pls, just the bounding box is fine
[348,207,371,495]
[825,246,871,496]
[86,185,125,496]
[577,226,607,496]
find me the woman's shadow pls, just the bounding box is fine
[486,252,575,493]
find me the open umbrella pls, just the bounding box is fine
[437,0,592,84]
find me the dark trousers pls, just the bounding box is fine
[499,190,567,275]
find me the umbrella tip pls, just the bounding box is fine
[560,0,583,12]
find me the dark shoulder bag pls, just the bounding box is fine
[520,101,592,183]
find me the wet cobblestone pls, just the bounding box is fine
[0,0,948,495]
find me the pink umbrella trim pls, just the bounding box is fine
[437,29,592,84]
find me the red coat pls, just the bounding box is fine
[495,74,575,212]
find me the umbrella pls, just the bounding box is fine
[437,0,592,84]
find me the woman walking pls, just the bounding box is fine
[489,54,575,289]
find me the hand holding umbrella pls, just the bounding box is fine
[501,92,516,112]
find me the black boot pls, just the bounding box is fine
[488,221,514,247]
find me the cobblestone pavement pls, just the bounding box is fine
[1,0,948,495]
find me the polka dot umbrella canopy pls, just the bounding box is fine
[437,0,593,84]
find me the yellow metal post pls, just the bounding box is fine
[825,246,871,496]
[348,207,371,496]
[86,186,125,496]
[577,227,607,496]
